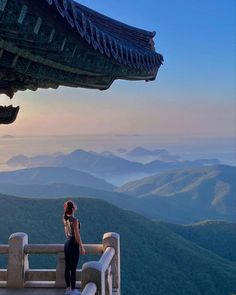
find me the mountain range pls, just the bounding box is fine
[0,193,235,295]
[116,164,236,223]
[123,146,181,163]
[6,148,220,185]
[0,164,235,224]
[0,166,114,191]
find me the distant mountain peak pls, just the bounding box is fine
[100,151,118,158]
[127,147,152,156]
[125,146,179,163]
[68,149,89,156]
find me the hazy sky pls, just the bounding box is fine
[0,0,235,137]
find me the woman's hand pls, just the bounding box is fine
[80,245,86,255]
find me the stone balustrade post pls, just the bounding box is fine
[81,261,105,295]
[55,252,65,287]
[103,232,120,295]
[7,232,29,288]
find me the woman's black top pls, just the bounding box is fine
[65,215,80,239]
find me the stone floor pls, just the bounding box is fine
[0,289,74,295]
[0,289,118,295]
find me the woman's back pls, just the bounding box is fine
[64,215,80,239]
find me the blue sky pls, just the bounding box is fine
[0,0,235,136]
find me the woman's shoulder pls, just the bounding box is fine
[71,216,81,229]
[71,215,80,223]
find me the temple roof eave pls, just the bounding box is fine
[0,0,163,101]
[42,0,163,73]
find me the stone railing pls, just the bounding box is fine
[0,232,120,295]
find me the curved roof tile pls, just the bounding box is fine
[45,0,163,72]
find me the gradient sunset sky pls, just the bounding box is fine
[0,0,235,137]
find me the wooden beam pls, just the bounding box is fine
[34,17,42,35]
[49,28,55,43]
[60,37,67,51]
[18,5,28,24]
[11,55,18,68]
[0,0,7,12]
[0,48,4,58]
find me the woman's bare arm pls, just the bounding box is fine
[64,224,69,239]
[63,217,69,239]
[73,219,85,254]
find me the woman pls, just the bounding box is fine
[63,200,86,295]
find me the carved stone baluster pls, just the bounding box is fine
[105,265,113,295]
[7,232,29,288]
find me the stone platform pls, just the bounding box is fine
[0,289,69,295]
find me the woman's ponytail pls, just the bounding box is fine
[63,200,76,221]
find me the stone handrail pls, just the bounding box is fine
[24,244,103,254]
[99,247,115,271]
[81,282,97,295]
[0,245,8,253]
[0,232,120,295]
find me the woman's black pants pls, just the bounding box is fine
[64,237,80,289]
